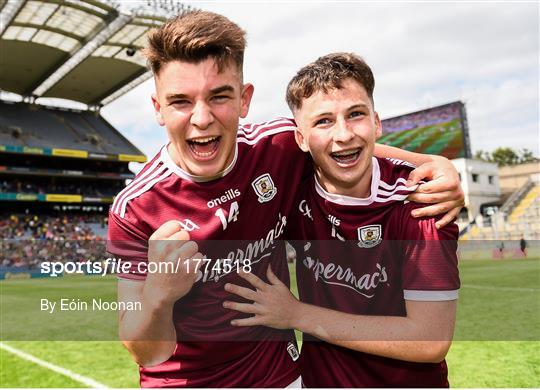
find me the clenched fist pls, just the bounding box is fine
[143,220,202,306]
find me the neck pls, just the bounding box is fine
[167,143,186,169]
[317,159,374,199]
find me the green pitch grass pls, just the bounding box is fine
[1,258,539,388]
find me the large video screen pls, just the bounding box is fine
[380,101,471,159]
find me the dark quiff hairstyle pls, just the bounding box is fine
[144,10,246,75]
[286,52,375,112]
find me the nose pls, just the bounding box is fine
[333,118,354,143]
[190,101,214,129]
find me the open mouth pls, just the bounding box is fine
[330,148,361,165]
[187,136,221,159]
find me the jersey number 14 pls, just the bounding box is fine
[215,201,240,231]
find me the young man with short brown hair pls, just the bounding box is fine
[225,52,459,387]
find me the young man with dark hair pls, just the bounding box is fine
[108,11,463,387]
[225,53,459,387]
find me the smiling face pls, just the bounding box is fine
[151,58,254,178]
[294,78,382,197]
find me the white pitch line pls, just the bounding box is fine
[461,284,539,292]
[0,342,108,388]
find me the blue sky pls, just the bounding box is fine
[101,1,539,165]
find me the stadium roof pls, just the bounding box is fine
[0,0,191,107]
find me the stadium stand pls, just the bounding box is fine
[1,213,106,241]
[0,101,142,155]
[461,177,540,240]
[0,102,140,209]
[1,178,124,196]
[1,214,106,272]
[0,0,177,261]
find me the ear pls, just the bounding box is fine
[151,93,165,126]
[374,111,382,139]
[240,83,255,118]
[294,126,310,153]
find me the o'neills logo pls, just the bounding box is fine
[302,256,387,298]
[207,188,241,208]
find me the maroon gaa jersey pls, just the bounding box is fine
[288,157,460,388]
[107,118,309,387]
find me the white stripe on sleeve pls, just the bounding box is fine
[403,290,459,301]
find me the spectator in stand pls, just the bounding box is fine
[0,179,124,197]
[1,213,106,269]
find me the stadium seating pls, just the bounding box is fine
[509,185,540,223]
[1,178,123,197]
[1,214,107,270]
[461,182,540,240]
[0,100,141,218]
[0,101,141,156]
[1,213,106,240]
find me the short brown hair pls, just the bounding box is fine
[286,52,375,112]
[144,10,246,75]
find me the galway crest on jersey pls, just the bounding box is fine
[357,224,383,248]
[251,173,277,203]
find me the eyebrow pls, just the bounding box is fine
[165,85,235,102]
[210,85,235,95]
[311,103,370,118]
[165,93,188,101]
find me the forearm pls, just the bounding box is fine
[292,302,452,363]
[374,143,437,166]
[119,288,177,367]
[336,340,450,363]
